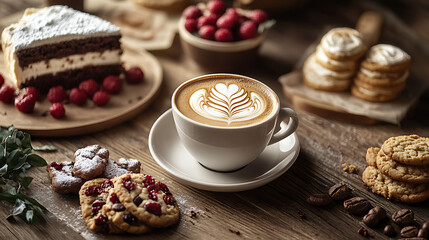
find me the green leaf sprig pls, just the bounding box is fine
[0,126,48,223]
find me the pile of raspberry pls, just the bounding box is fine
[0,66,144,119]
[183,0,268,42]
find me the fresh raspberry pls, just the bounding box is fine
[102,75,122,94]
[0,74,4,86]
[225,8,239,20]
[79,79,99,97]
[125,67,144,84]
[182,5,202,19]
[49,102,65,119]
[215,28,233,42]
[197,15,217,29]
[15,93,36,113]
[207,0,225,14]
[184,18,198,33]
[47,85,67,103]
[24,87,40,101]
[144,202,161,216]
[198,25,216,40]
[250,9,268,25]
[0,85,15,103]
[216,14,237,29]
[92,91,110,106]
[69,88,87,106]
[239,20,258,40]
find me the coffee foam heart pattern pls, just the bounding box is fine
[189,83,265,124]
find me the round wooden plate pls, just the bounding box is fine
[0,48,163,137]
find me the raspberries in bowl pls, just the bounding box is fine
[179,0,274,70]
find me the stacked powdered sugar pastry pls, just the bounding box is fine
[352,44,410,102]
[303,27,366,92]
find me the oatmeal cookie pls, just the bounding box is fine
[376,149,429,184]
[362,166,429,203]
[382,135,429,166]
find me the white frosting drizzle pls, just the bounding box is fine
[366,44,410,65]
[3,5,120,51]
[315,46,355,68]
[321,28,364,56]
[360,68,409,83]
[356,85,393,96]
[189,83,265,124]
[307,55,354,79]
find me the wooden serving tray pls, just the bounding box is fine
[0,48,163,137]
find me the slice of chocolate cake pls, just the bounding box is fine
[1,6,123,93]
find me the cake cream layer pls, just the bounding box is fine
[15,50,121,86]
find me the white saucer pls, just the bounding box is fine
[148,109,300,192]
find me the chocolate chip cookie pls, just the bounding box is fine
[103,188,151,234]
[376,149,429,184]
[79,178,123,233]
[112,174,179,228]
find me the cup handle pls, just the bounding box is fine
[268,108,298,145]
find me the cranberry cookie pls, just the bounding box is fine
[102,158,141,179]
[103,188,151,234]
[112,174,179,228]
[47,161,85,194]
[73,145,109,180]
[79,178,122,233]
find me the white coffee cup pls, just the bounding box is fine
[171,74,298,172]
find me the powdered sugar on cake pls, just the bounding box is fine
[4,5,120,50]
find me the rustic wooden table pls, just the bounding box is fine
[1,0,428,239]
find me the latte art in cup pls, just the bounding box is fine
[174,75,277,127]
[189,83,266,125]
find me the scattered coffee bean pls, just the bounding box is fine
[401,226,418,238]
[363,206,386,227]
[384,224,396,237]
[343,197,371,215]
[392,209,414,226]
[418,228,428,238]
[422,221,429,231]
[328,183,352,201]
[306,194,332,206]
[358,227,369,237]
